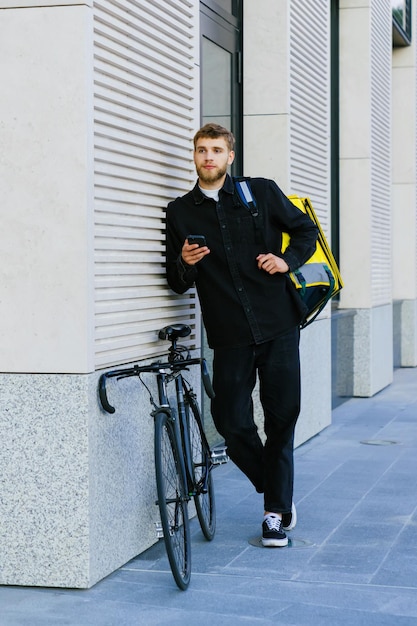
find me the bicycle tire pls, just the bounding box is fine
[186,396,216,541]
[154,410,191,590]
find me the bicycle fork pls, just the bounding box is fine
[174,375,196,498]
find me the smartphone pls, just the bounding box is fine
[187,235,207,247]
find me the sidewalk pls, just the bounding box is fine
[1,367,417,625]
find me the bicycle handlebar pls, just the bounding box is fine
[99,357,215,414]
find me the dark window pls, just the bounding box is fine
[392,0,412,46]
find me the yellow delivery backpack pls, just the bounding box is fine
[284,195,343,328]
[234,179,343,329]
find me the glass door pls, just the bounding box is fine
[200,1,242,174]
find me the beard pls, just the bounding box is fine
[196,162,228,185]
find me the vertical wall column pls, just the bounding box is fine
[0,2,99,587]
[0,0,202,589]
[0,1,95,374]
[243,1,290,180]
[243,0,332,445]
[392,8,417,366]
[338,0,393,397]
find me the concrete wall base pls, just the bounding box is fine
[296,317,332,447]
[393,299,417,367]
[0,370,166,588]
[337,304,393,398]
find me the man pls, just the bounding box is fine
[165,123,318,546]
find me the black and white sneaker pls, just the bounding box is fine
[282,502,297,532]
[262,514,288,547]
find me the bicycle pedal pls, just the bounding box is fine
[155,521,164,539]
[210,446,229,465]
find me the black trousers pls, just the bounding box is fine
[211,327,301,513]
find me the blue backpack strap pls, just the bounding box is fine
[233,177,258,217]
[233,177,265,245]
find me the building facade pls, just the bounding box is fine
[0,0,415,588]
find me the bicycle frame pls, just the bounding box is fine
[154,367,202,499]
[173,373,195,496]
[155,369,191,501]
[99,355,214,493]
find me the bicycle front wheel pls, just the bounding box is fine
[154,410,191,590]
[187,396,216,541]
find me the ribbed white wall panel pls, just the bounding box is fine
[370,0,392,306]
[289,0,330,233]
[93,0,198,368]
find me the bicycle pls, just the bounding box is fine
[98,323,227,590]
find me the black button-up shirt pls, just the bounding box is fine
[165,175,318,348]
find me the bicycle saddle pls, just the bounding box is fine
[158,324,192,341]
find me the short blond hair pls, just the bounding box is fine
[193,123,235,152]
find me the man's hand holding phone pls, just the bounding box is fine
[182,235,210,266]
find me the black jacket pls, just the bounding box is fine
[165,175,318,348]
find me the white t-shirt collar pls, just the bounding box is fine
[199,186,221,202]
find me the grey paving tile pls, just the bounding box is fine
[326,520,400,547]
[239,578,417,615]
[295,543,389,584]
[371,533,417,588]
[272,604,417,626]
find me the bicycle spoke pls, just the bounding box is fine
[187,397,216,541]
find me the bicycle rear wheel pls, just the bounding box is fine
[186,396,216,541]
[154,410,191,590]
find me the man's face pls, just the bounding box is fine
[194,137,235,188]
